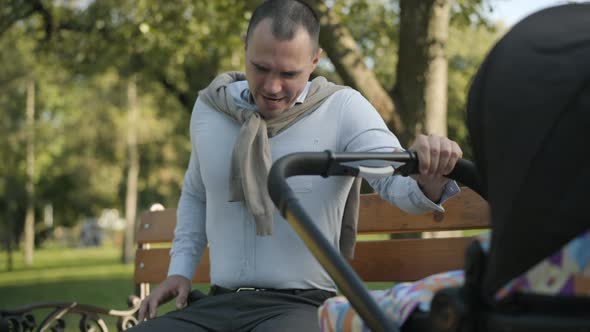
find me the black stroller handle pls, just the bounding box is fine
[267,151,482,332]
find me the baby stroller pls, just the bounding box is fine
[267,4,590,331]
[267,150,590,332]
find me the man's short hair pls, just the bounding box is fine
[246,0,320,52]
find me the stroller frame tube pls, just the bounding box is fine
[267,151,480,332]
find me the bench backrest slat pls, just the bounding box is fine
[135,248,210,284]
[134,188,490,289]
[137,209,176,244]
[358,188,488,233]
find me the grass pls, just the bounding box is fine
[0,245,394,331]
[0,246,204,331]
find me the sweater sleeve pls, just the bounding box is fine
[337,90,460,214]
[167,99,209,280]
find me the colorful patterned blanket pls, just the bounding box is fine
[319,230,590,332]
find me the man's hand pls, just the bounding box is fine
[137,275,191,322]
[409,134,463,202]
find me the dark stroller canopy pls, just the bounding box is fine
[466,3,590,298]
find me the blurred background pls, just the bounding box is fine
[0,0,584,328]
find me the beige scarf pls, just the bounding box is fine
[199,71,362,258]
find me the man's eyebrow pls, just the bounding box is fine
[250,61,302,75]
[282,69,302,76]
[250,61,268,69]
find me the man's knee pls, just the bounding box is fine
[251,307,321,332]
[126,312,210,332]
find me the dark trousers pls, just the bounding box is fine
[129,288,335,332]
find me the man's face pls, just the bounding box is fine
[245,19,321,119]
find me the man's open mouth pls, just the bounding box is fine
[263,95,283,102]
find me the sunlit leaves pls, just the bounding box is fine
[0,0,505,240]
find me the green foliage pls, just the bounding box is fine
[0,0,503,248]
[327,0,501,153]
[37,0,260,110]
[447,23,503,158]
[0,4,198,240]
[332,0,400,88]
[452,0,496,29]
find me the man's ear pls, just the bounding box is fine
[311,47,323,68]
[242,33,248,50]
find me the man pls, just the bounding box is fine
[133,0,462,331]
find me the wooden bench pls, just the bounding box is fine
[135,188,489,296]
[0,188,488,331]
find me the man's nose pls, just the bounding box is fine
[263,75,282,95]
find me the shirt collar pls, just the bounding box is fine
[240,82,311,107]
[295,82,311,104]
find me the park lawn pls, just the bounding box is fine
[0,246,393,331]
[0,246,200,331]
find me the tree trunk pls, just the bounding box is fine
[424,0,451,137]
[122,76,140,264]
[393,0,452,143]
[307,0,404,135]
[5,225,13,271]
[4,186,13,271]
[24,78,35,266]
[395,0,457,239]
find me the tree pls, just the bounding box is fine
[309,0,494,146]
[308,0,404,135]
[2,1,225,251]
[446,22,501,158]
[0,0,502,252]
[122,76,139,264]
[394,0,452,142]
[0,24,41,263]
[1,22,126,249]
[24,78,36,266]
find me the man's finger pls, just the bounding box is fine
[444,141,462,175]
[149,298,158,319]
[176,294,188,309]
[138,301,148,322]
[427,135,442,175]
[415,135,430,175]
[437,138,452,175]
